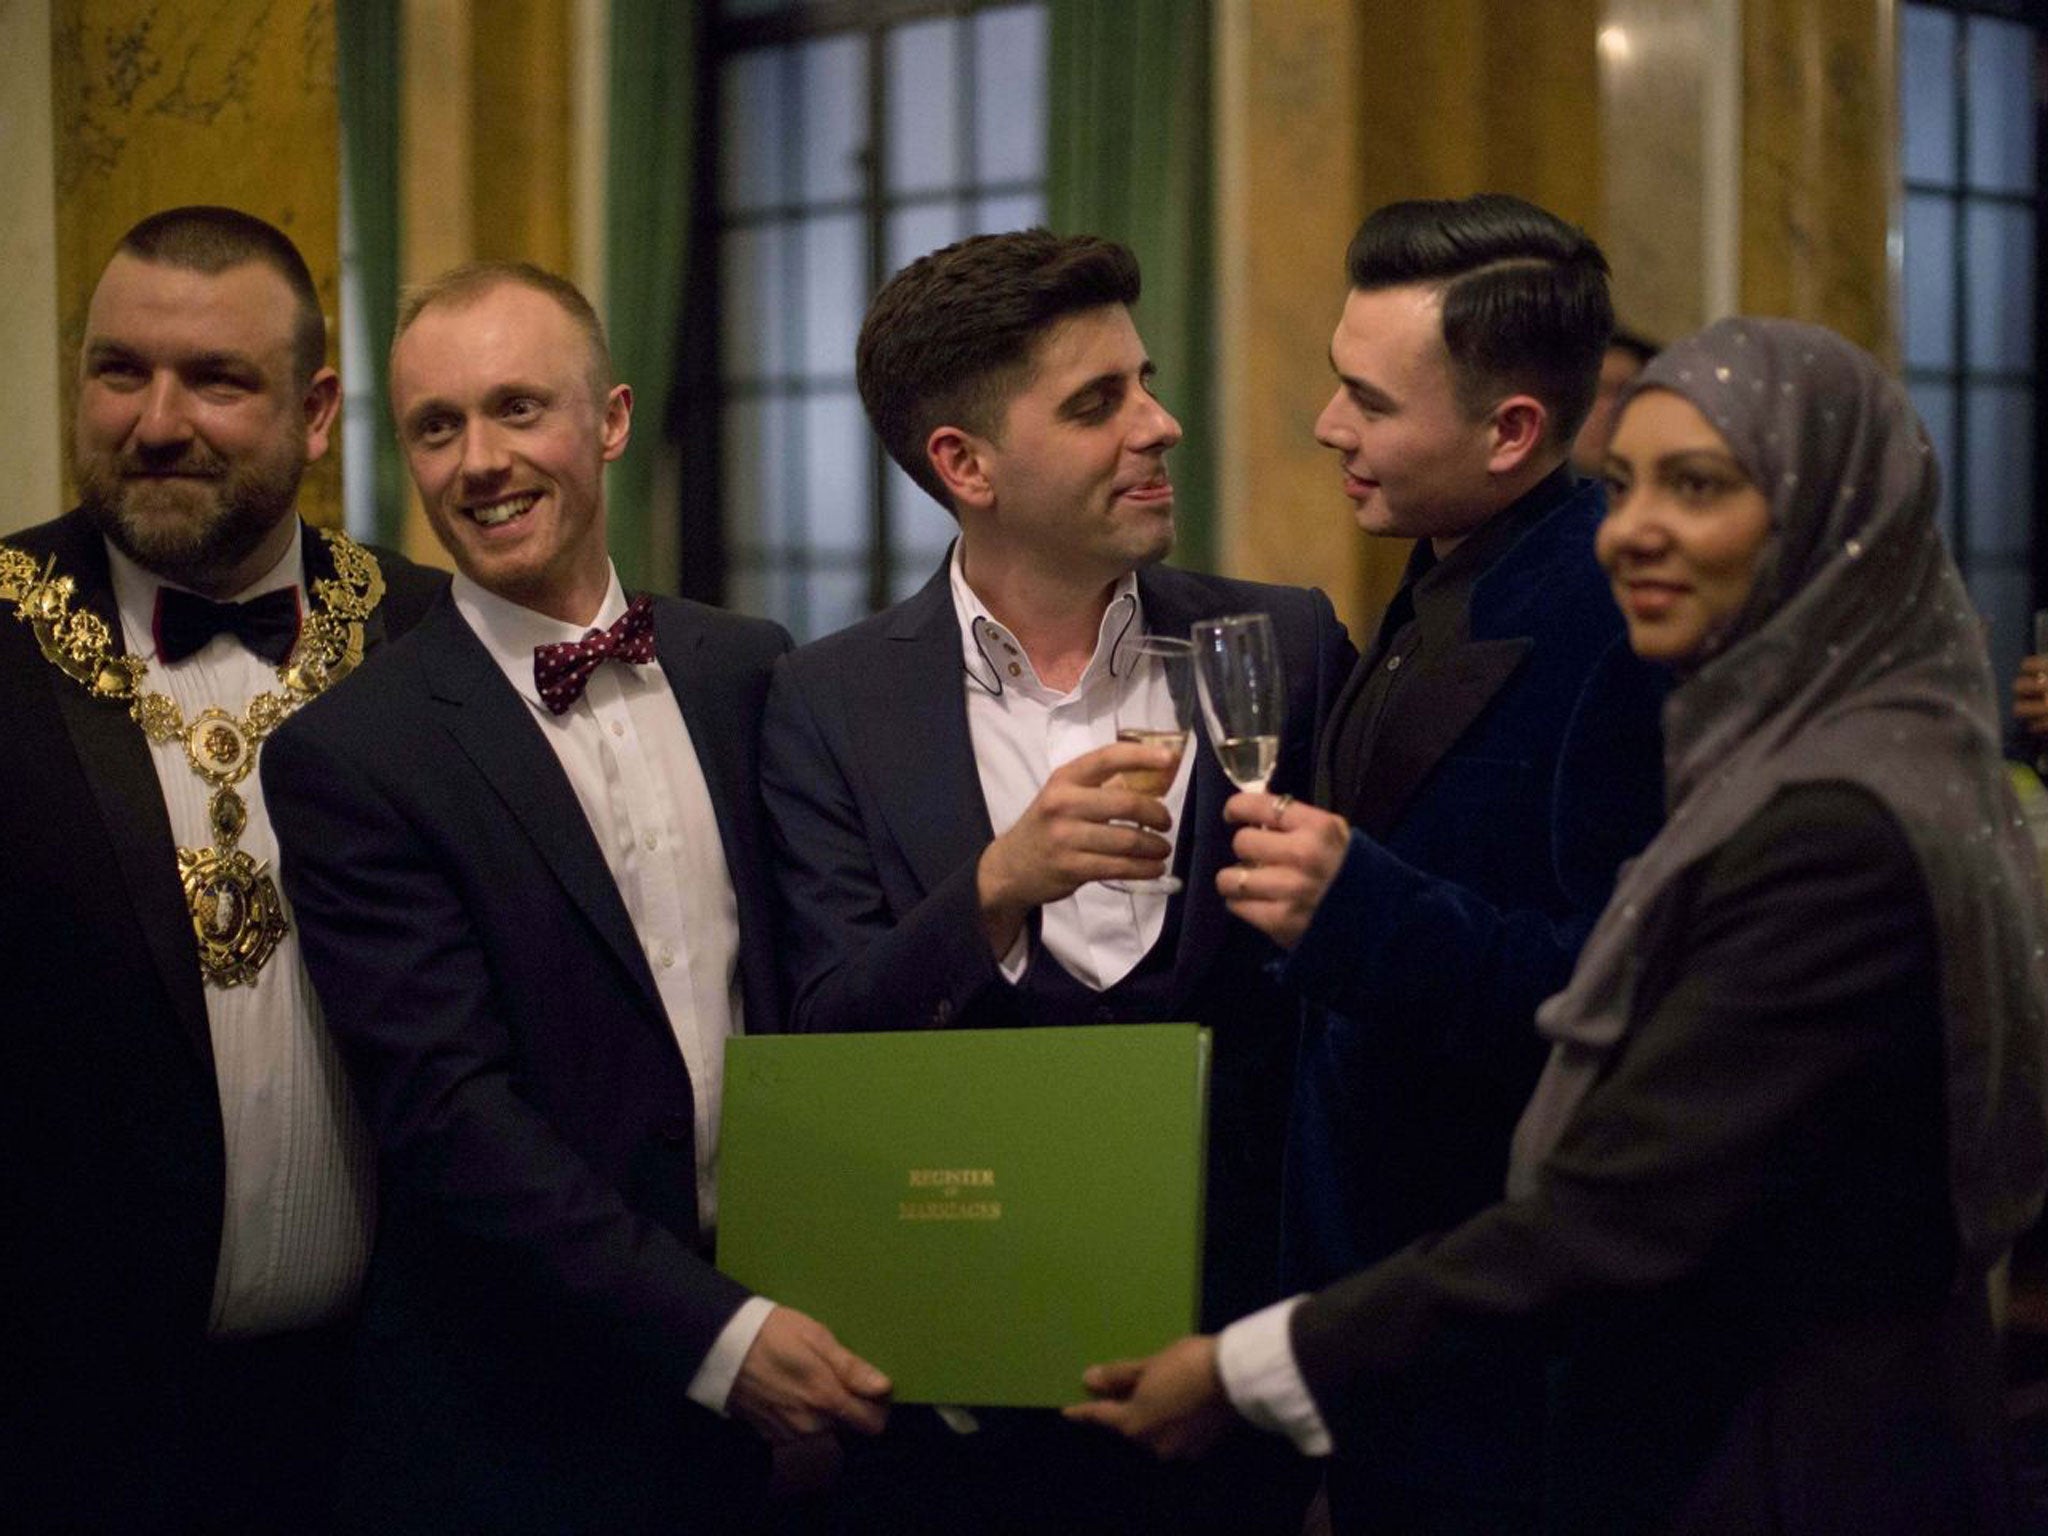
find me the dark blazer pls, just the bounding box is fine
[1280,476,1667,1509]
[262,591,790,1535]
[761,558,1354,1325]
[0,508,444,1528]
[1292,785,2007,1535]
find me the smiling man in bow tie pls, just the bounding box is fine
[0,205,446,1534]
[261,260,889,1535]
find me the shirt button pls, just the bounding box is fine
[610,719,626,737]
[1008,663,1022,678]
[1386,653,1404,672]
[658,944,675,968]
[643,832,658,851]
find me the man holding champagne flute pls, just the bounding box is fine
[1073,195,1671,1536]
[758,229,1353,1535]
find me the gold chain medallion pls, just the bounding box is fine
[2,531,385,988]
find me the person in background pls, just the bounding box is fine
[1073,315,2048,1536]
[1571,324,1659,475]
[0,205,445,1534]
[263,262,889,1535]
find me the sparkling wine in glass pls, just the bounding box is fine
[1107,635,1196,893]
[1191,613,1287,794]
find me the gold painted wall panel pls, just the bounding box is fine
[1740,0,1894,356]
[52,0,341,527]
[1215,0,1375,636]
[1218,0,1602,636]
[470,0,572,271]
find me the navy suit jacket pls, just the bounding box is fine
[760,558,1355,1325]
[1281,477,1667,1502]
[263,591,789,1535]
[0,509,444,1528]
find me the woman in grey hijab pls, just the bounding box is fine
[1071,318,2048,1535]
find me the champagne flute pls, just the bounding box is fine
[1107,635,1196,894]
[1191,613,1286,793]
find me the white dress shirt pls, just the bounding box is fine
[1216,1294,1332,1455]
[947,542,1193,990]
[108,526,374,1340]
[449,566,770,1413]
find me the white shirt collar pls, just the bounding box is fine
[107,521,306,666]
[451,565,637,712]
[945,539,1143,701]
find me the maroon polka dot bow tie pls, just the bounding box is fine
[532,596,658,715]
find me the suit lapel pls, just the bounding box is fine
[32,516,216,1066]
[419,602,667,1023]
[846,567,996,897]
[1350,636,1530,839]
[649,600,782,1034]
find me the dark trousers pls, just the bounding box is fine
[815,1405,1316,1536]
[13,1321,353,1536]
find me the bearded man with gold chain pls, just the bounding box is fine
[0,207,444,1535]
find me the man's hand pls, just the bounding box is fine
[1062,1335,1237,1460]
[727,1306,891,1445]
[2016,656,2048,744]
[1217,792,1351,950]
[975,740,1178,955]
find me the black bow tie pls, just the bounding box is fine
[156,586,303,666]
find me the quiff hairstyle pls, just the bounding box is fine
[392,260,614,405]
[116,206,326,388]
[1346,193,1614,448]
[855,229,1142,510]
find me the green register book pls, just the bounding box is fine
[717,1024,1209,1407]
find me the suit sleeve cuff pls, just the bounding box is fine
[1215,1296,1332,1457]
[686,1295,776,1415]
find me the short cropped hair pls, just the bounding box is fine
[1346,194,1613,447]
[393,260,613,403]
[117,206,326,388]
[1607,325,1659,369]
[856,229,1142,509]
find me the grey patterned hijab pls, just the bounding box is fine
[1507,317,2048,1265]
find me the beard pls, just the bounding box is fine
[76,437,307,591]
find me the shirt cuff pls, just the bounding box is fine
[996,927,1030,984]
[1215,1296,1332,1457]
[686,1294,776,1415]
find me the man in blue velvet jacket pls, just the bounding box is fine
[1073,196,1668,1534]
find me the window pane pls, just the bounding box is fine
[723,395,795,553]
[1910,381,1958,508]
[720,222,791,384]
[1904,193,1956,371]
[726,561,793,627]
[1965,384,2036,560]
[799,36,867,203]
[801,392,871,555]
[887,200,967,273]
[1965,559,2030,705]
[1966,201,2035,375]
[887,19,962,194]
[1967,16,2036,194]
[975,5,1048,184]
[973,191,1047,237]
[803,571,869,643]
[1900,5,1958,186]
[720,51,786,212]
[799,213,865,379]
[889,461,956,573]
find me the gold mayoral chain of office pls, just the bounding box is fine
[0,530,385,989]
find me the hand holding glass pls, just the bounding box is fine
[1108,635,1195,894]
[1191,614,1287,794]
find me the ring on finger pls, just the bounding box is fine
[1269,793,1294,829]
